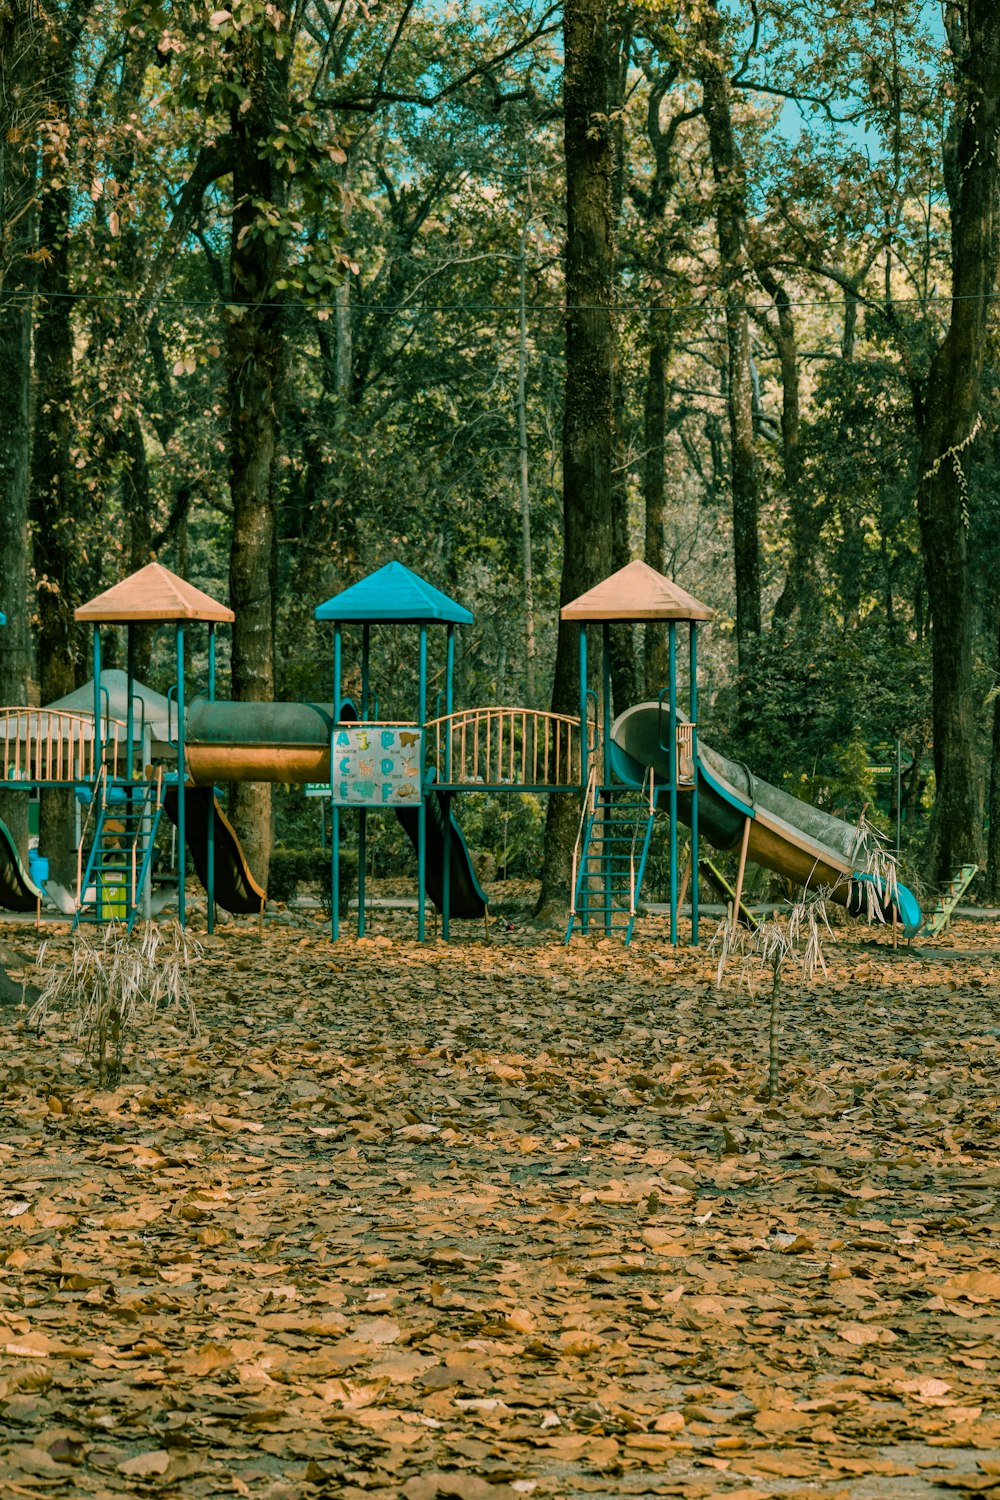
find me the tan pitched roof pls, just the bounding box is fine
[75,563,234,623]
[561,560,714,622]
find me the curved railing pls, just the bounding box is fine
[0,708,126,784]
[426,707,593,789]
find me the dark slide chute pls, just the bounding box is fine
[395,790,488,920]
[0,819,40,913]
[163,786,266,916]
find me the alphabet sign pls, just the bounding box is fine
[330,724,424,806]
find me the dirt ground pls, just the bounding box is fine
[1,892,1000,1499]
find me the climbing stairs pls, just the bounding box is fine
[567,773,656,944]
[920,863,978,938]
[75,776,165,932]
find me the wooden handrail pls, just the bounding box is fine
[427,707,595,788]
[0,707,127,784]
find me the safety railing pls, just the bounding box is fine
[569,762,600,916]
[628,766,656,913]
[426,707,593,789]
[676,723,695,786]
[0,708,126,784]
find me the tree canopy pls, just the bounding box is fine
[2,0,999,893]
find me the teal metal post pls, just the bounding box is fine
[89,627,104,922]
[578,627,588,789]
[442,625,455,940]
[91,627,103,783]
[331,625,342,941]
[668,621,678,947]
[361,625,372,937]
[176,624,186,927]
[601,623,612,788]
[689,623,699,946]
[207,623,217,935]
[602,624,612,936]
[125,625,135,779]
[125,624,136,923]
[417,626,427,941]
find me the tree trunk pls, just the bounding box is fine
[986,608,1000,902]
[643,330,670,697]
[0,6,37,854]
[29,10,88,885]
[607,22,636,714]
[756,271,813,631]
[696,0,760,667]
[225,26,290,891]
[536,0,617,920]
[915,0,1000,881]
[516,201,537,706]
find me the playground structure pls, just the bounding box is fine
[0,559,922,942]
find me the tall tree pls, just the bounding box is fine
[29,0,93,883]
[912,0,1000,880]
[694,0,760,668]
[224,13,293,887]
[536,0,617,920]
[0,0,38,852]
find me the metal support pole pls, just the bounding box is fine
[442,791,452,941]
[689,623,699,945]
[357,625,367,941]
[668,622,678,947]
[176,624,186,928]
[92,627,103,781]
[125,625,135,781]
[602,623,612,936]
[331,805,340,941]
[358,807,367,937]
[578,627,588,789]
[417,626,427,942]
[332,624,342,942]
[207,623,216,935]
[124,624,135,918]
[442,625,455,941]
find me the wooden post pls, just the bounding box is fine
[677,845,693,915]
[733,816,752,926]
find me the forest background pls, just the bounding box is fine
[1,0,1000,912]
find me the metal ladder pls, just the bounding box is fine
[75,773,164,932]
[567,769,656,944]
[920,863,978,938]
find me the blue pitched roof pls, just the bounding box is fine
[315,562,473,625]
[0,613,6,626]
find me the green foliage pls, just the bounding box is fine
[722,622,931,828]
[456,792,546,880]
[269,845,356,917]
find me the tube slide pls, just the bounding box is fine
[611,703,922,937]
[185,699,334,786]
[163,786,266,916]
[0,819,41,913]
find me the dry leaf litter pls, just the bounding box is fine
[1,900,999,1499]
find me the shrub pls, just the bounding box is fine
[269,847,356,917]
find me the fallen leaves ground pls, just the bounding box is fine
[2,896,1000,1499]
